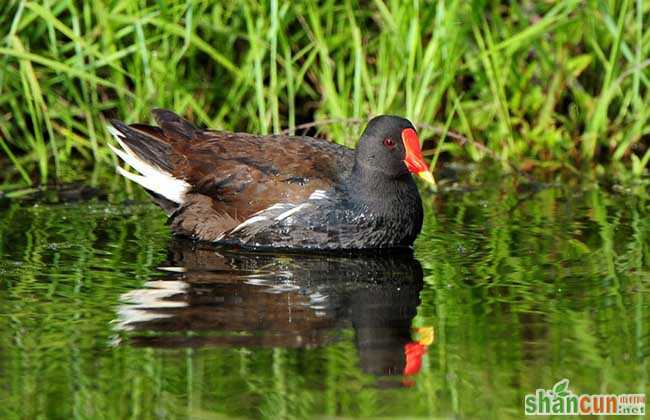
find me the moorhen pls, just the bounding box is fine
[108,110,435,251]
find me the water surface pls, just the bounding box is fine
[0,167,648,419]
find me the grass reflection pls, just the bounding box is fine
[0,170,647,419]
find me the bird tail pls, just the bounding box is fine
[108,110,194,210]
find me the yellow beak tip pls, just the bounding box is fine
[417,170,436,188]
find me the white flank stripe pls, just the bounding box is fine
[229,215,268,233]
[247,202,289,218]
[309,189,328,200]
[264,203,291,213]
[275,203,309,221]
[227,200,308,236]
[108,123,190,204]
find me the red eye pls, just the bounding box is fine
[383,138,396,149]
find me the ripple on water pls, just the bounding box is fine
[0,173,648,418]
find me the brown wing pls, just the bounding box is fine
[175,131,351,203]
[110,109,355,240]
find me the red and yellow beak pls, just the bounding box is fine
[401,128,436,187]
[402,326,435,386]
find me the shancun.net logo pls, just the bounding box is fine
[524,379,645,416]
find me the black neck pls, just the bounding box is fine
[348,162,420,211]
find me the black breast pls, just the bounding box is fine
[218,177,423,251]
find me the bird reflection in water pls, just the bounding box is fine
[115,239,433,386]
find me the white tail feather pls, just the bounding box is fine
[108,124,189,204]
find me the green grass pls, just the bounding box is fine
[0,0,648,186]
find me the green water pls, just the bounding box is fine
[0,168,648,419]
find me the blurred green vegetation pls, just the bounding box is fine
[0,0,649,187]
